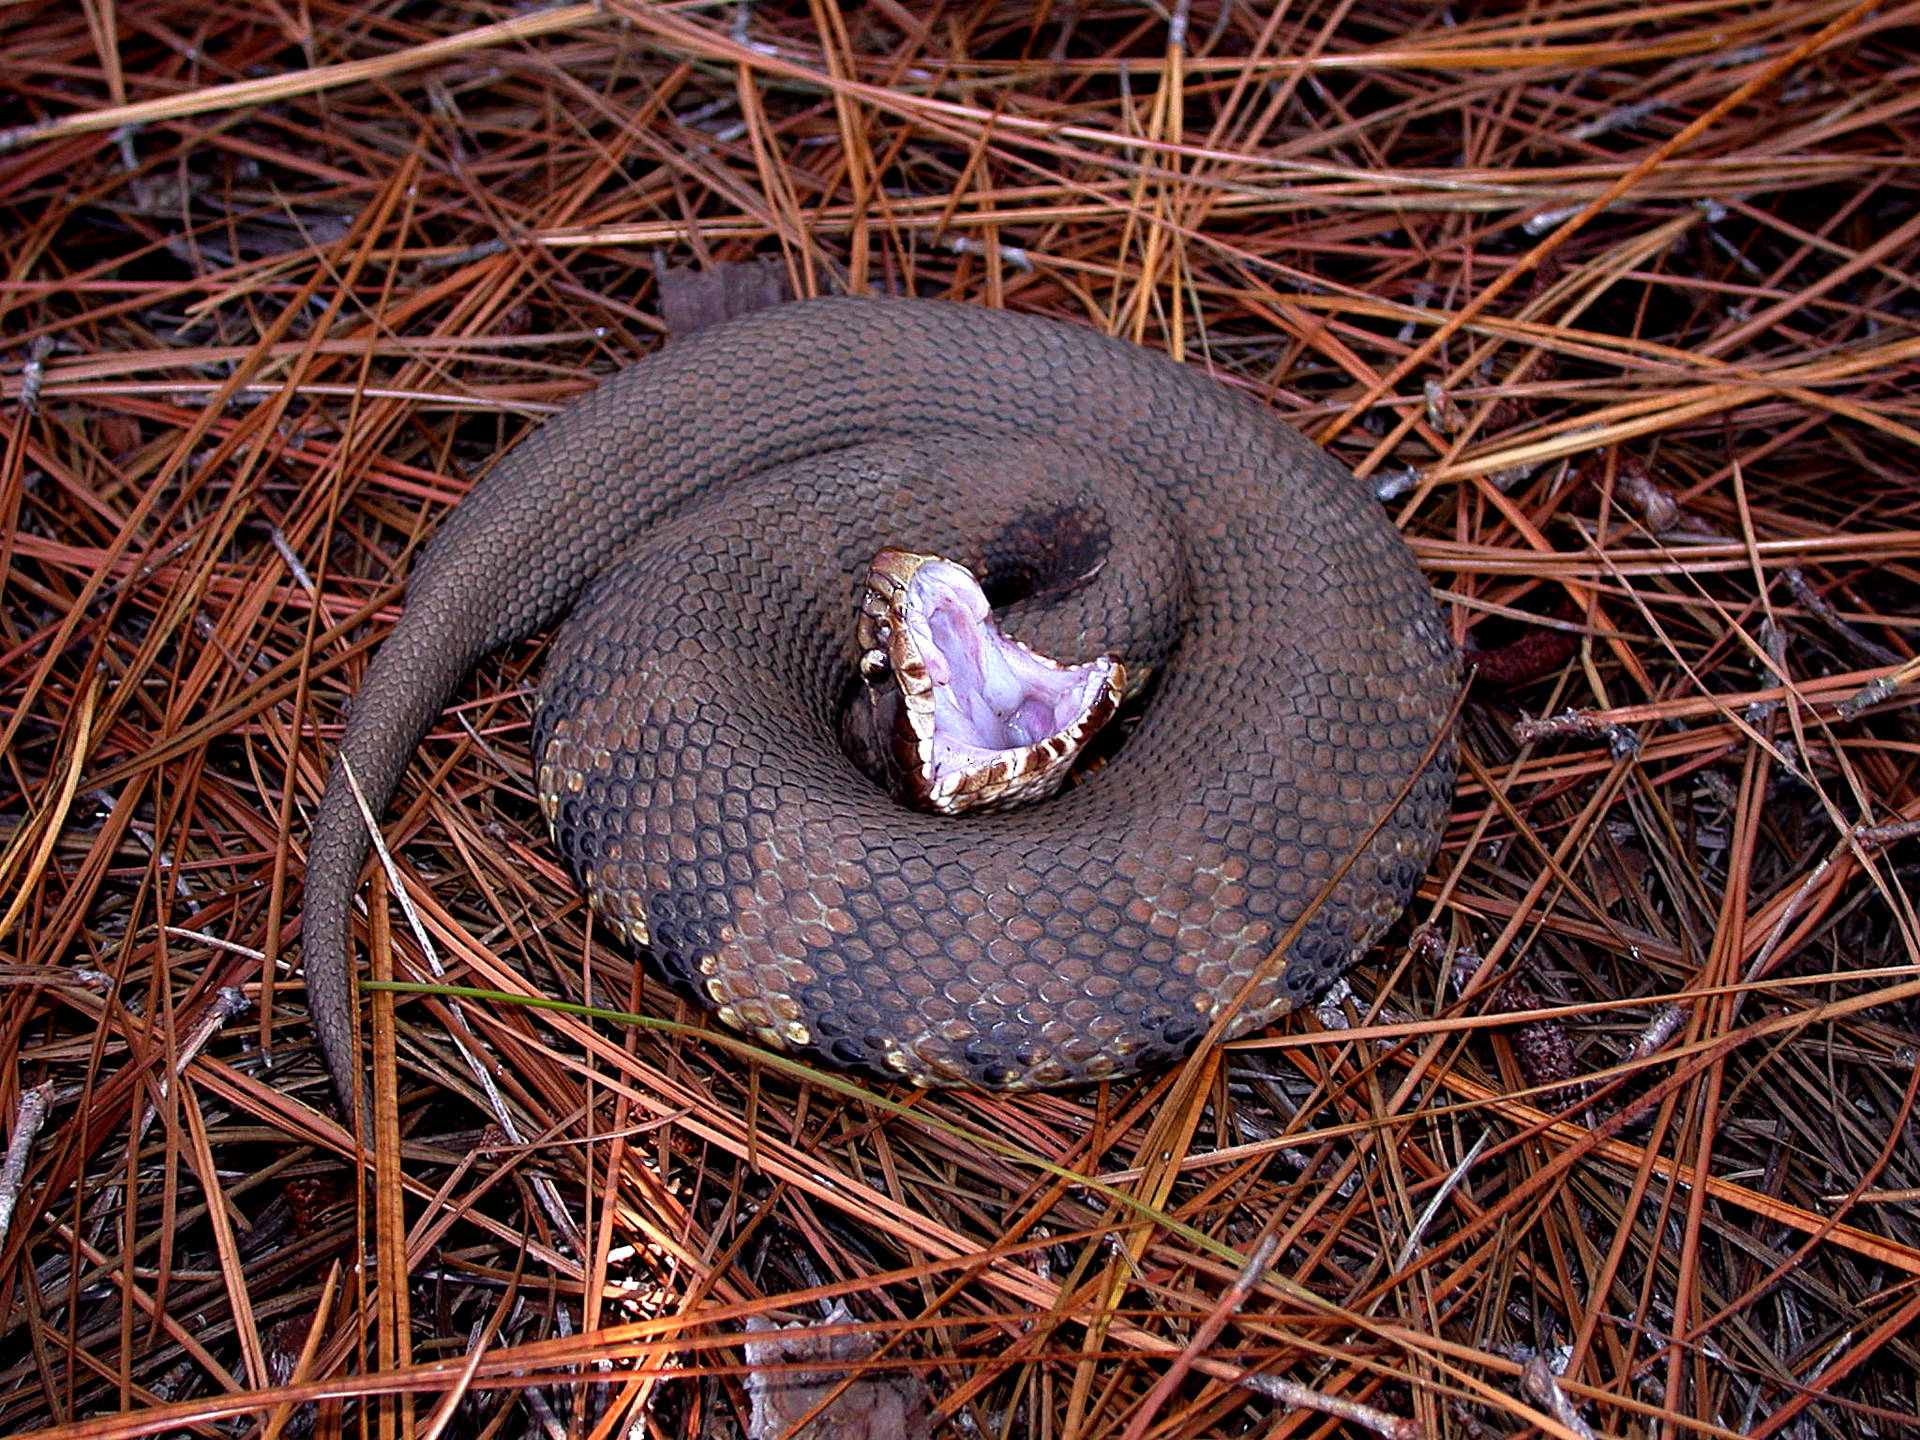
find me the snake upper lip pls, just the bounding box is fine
[857,547,1124,815]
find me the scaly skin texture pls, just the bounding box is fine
[303,297,1457,1111]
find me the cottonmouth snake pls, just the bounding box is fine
[303,296,1456,1108]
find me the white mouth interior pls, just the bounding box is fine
[903,559,1118,782]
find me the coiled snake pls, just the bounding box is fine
[303,297,1456,1109]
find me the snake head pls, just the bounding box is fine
[852,547,1124,816]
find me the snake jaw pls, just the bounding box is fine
[855,548,1124,815]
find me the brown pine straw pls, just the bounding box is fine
[4,1,1919,1436]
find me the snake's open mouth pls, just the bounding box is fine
[853,548,1124,815]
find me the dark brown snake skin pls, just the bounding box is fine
[303,296,1456,1108]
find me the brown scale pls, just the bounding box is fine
[303,297,1457,1105]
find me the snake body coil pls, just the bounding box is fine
[304,297,1456,1105]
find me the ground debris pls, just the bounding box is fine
[743,1303,933,1440]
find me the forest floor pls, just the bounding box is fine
[2,2,1918,1436]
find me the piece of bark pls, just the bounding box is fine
[655,255,793,340]
[742,1303,933,1440]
